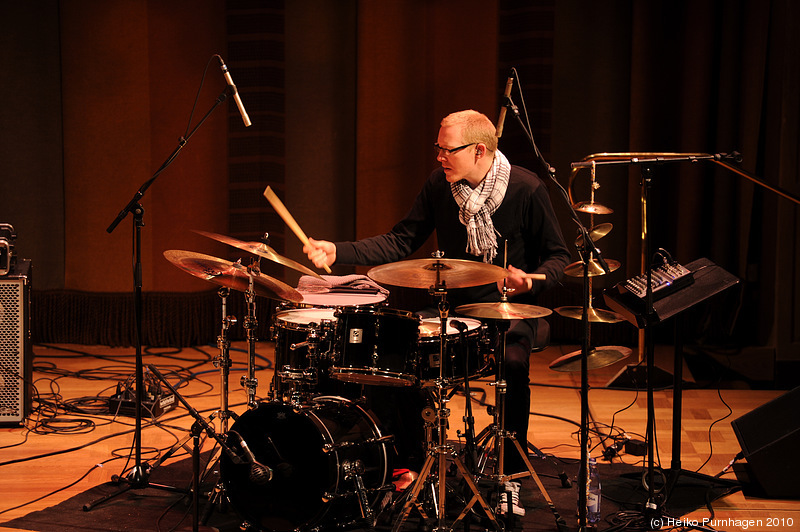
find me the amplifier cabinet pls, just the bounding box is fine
[0,259,31,426]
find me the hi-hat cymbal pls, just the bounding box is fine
[575,223,613,247]
[555,305,625,323]
[455,301,552,320]
[367,258,507,289]
[564,259,621,277]
[549,345,632,372]
[193,230,323,279]
[164,250,303,303]
[573,201,614,214]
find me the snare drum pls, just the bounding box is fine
[330,307,420,387]
[417,317,489,386]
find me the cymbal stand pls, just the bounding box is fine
[392,269,500,532]
[200,287,240,524]
[240,260,260,409]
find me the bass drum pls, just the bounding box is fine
[220,397,392,531]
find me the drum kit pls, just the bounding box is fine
[164,230,569,531]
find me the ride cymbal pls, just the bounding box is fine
[367,258,507,289]
[164,250,303,303]
[555,305,624,323]
[549,346,632,372]
[563,259,621,277]
[193,230,322,279]
[455,301,552,320]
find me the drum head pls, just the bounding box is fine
[418,317,481,337]
[298,291,387,308]
[275,307,337,326]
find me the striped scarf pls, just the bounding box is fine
[450,150,510,263]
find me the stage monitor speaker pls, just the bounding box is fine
[731,386,800,499]
[0,259,32,426]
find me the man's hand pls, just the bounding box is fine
[303,238,337,269]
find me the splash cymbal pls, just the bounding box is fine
[555,305,625,323]
[164,250,303,303]
[367,258,507,289]
[549,345,632,372]
[193,230,323,279]
[455,301,552,320]
[575,223,613,247]
[573,201,614,214]
[564,259,621,277]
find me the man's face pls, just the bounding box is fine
[436,124,478,184]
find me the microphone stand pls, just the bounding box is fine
[89,88,231,510]
[504,94,608,531]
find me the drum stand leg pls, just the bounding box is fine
[475,319,568,531]
[392,290,501,532]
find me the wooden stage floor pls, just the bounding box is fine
[0,340,797,531]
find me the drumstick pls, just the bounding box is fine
[263,186,332,274]
[518,272,547,280]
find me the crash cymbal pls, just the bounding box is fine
[164,250,303,303]
[455,301,552,320]
[575,223,613,247]
[194,230,323,279]
[367,258,507,289]
[573,201,614,214]
[549,345,632,372]
[555,305,625,323]
[563,258,621,277]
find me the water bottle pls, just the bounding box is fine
[587,455,602,525]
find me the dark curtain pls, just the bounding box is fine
[626,0,799,349]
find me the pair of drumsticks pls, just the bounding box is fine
[263,186,545,281]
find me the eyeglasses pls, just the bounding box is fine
[433,142,476,156]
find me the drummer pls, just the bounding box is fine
[304,110,570,498]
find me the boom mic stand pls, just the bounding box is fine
[91,87,231,510]
[502,87,610,531]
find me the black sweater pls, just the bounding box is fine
[336,165,572,309]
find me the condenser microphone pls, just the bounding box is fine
[495,76,515,138]
[217,55,252,127]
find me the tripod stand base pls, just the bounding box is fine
[606,467,740,517]
[606,363,676,389]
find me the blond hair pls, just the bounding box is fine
[441,110,498,152]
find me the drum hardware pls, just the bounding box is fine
[240,260,262,410]
[381,252,501,532]
[458,293,568,531]
[145,364,245,532]
[199,287,242,525]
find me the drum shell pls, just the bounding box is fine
[220,397,391,532]
[416,318,489,386]
[330,307,420,387]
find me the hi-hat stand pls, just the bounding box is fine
[465,289,568,532]
[392,278,500,532]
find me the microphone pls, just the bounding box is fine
[231,431,273,485]
[495,75,515,138]
[217,56,252,127]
